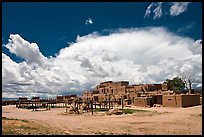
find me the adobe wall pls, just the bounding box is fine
[114,94,122,100]
[125,85,142,93]
[147,84,156,91]
[134,97,153,107]
[154,84,162,90]
[99,81,113,86]
[134,86,142,92]
[111,87,117,94]
[163,95,182,107]
[152,95,163,105]
[116,86,126,96]
[126,86,135,93]
[114,81,129,86]
[181,94,200,107]
[98,94,106,101]
[163,94,200,107]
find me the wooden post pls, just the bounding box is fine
[76,99,79,114]
[32,101,34,111]
[86,101,88,112]
[115,99,116,107]
[91,99,93,115]
[18,100,20,109]
[65,100,67,113]
[121,96,124,109]
[87,100,89,111]
[48,101,50,110]
[106,95,107,108]
[34,99,36,111]
[108,95,110,109]
[46,103,48,110]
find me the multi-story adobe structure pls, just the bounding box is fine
[81,81,200,107]
[82,81,169,106]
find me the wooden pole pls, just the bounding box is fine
[65,100,67,113]
[86,101,88,112]
[121,96,124,109]
[32,101,34,111]
[77,99,79,114]
[35,99,36,111]
[87,100,89,111]
[108,95,110,109]
[91,99,93,115]
[18,100,20,109]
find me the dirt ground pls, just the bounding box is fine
[2,105,202,135]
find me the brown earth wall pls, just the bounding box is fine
[134,97,152,107]
[163,95,182,107]
[181,94,200,107]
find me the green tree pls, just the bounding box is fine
[164,77,185,91]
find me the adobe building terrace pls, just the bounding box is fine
[81,81,201,108]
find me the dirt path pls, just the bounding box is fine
[2,105,202,135]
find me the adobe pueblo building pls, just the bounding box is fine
[82,81,201,108]
[8,81,200,111]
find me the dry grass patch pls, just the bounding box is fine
[2,117,69,135]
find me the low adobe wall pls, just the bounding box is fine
[163,94,200,107]
[163,95,182,107]
[181,94,200,107]
[134,97,153,107]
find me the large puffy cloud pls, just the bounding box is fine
[5,34,49,67]
[2,27,202,98]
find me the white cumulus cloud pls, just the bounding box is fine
[153,2,163,19]
[144,2,191,19]
[170,2,191,16]
[5,34,49,67]
[144,3,155,18]
[2,27,202,98]
[144,2,163,19]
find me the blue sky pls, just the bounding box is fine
[2,2,202,98]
